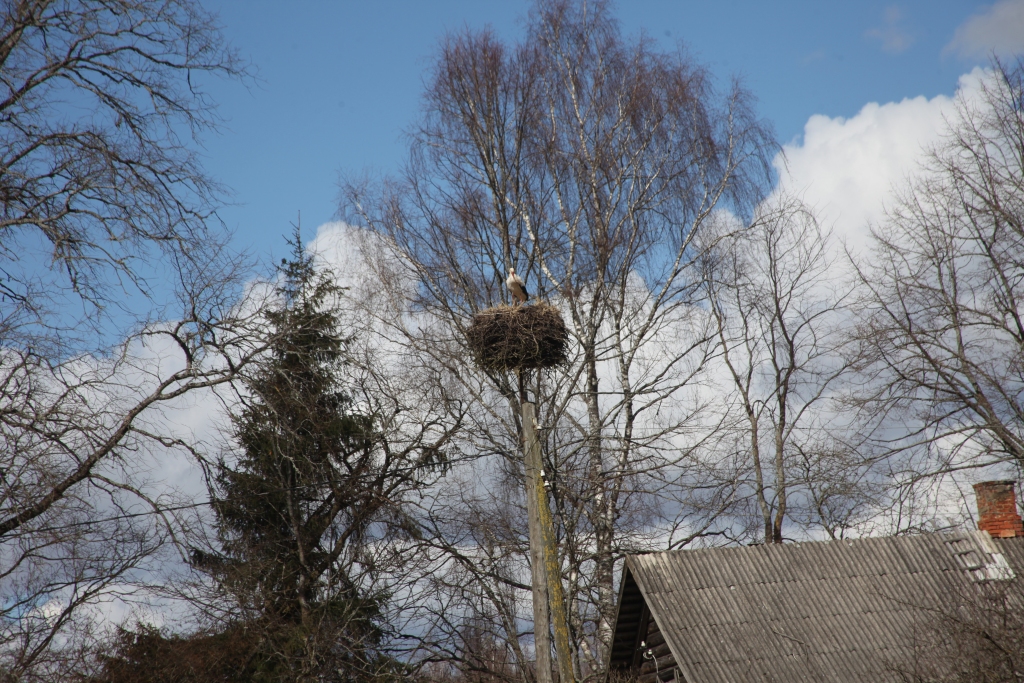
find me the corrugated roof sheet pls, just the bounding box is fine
[612,532,1024,683]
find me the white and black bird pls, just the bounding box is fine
[506,266,529,304]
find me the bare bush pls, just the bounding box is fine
[892,574,1024,683]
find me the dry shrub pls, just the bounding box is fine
[466,304,568,371]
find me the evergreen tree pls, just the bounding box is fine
[205,233,408,681]
[93,232,455,682]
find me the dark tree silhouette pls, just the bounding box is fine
[209,235,389,680]
[203,233,431,681]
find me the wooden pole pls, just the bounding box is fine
[523,402,574,683]
[523,400,553,683]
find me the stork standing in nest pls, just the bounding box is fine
[506,266,529,305]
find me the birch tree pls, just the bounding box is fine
[342,1,775,678]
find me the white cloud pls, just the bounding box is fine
[309,221,371,291]
[773,68,988,258]
[946,0,1024,59]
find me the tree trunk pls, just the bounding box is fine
[584,348,615,659]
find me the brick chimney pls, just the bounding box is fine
[974,480,1024,538]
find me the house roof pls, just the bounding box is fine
[608,531,1024,683]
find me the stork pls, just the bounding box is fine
[506,266,529,305]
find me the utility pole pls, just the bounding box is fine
[523,401,574,683]
[523,400,553,683]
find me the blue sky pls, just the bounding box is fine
[198,1,1019,260]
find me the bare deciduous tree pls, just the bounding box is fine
[342,1,775,679]
[702,196,865,543]
[853,59,1024,494]
[0,1,257,678]
[0,0,244,338]
[0,241,270,681]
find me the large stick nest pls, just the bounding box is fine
[467,303,569,371]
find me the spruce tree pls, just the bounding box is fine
[92,233,453,682]
[208,233,397,681]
